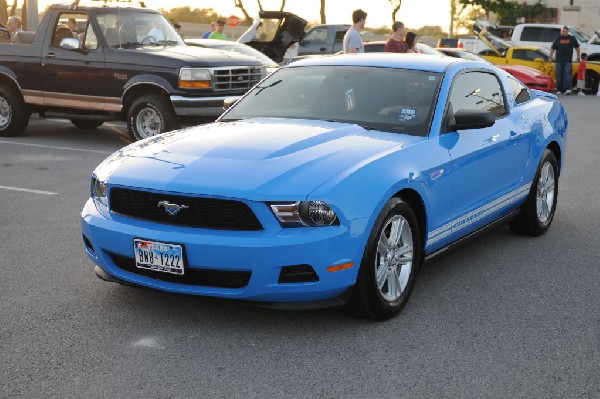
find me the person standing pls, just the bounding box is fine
[549,26,581,95]
[384,21,407,53]
[209,19,227,40]
[405,32,418,53]
[343,9,367,54]
[173,23,184,39]
[202,22,217,39]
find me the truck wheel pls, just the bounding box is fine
[0,84,30,137]
[127,95,180,141]
[70,119,104,129]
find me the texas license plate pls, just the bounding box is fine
[134,239,185,275]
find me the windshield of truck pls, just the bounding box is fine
[221,65,442,136]
[569,27,591,43]
[96,11,183,47]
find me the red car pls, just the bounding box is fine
[437,48,555,92]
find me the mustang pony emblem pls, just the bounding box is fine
[157,201,189,216]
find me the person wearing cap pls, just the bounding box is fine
[549,26,581,95]
[209,19,227,40]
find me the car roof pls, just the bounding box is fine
[287,53,462,73]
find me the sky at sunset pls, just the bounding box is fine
[38,0,451,29]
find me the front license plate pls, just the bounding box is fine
[134,239,185,275]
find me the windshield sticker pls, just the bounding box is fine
[398,108,417,121]
[345,89,356,111]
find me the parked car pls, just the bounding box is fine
[438,48,555,92]
[82,54,567,320]
[297,24,350,55]
[186,38,280,74]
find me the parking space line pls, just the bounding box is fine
[106,123,132,144]
[0,185,58,195]
[0,140,113,154]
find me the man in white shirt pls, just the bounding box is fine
[7,16,23,41]
[343,9,367,53]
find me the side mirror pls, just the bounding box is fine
[60,37,80,50]
[449,109,495,131]
[223,97,240,111]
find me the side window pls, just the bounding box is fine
[448,71,507,118]
[506,75,531,104]
[303,27,327,44]
[513,49,542,62]
[52,13,89,48]
[521,27,543,42]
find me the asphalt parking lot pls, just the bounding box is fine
[1,97,598,398]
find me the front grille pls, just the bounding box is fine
[212,66,263,91]
[109,188,263,231]
[107,252,251,288]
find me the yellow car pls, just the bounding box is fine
[472,21,600,94]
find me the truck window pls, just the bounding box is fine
[520,27,544,42]
[303,27,327,44]
[52,13,89,48]
[541,28,560,42]
[83,22,99,50]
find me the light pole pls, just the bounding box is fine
[25,0,38,31]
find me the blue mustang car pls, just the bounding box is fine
[81,54,567,320]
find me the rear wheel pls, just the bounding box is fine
[349,198,421,320]
[584,70,599,94]
[510,150,558,236]
[127,94,180,141]
[70,119,104,129]
[0,83,30,137]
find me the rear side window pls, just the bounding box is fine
[447,71,507,118]
[541,28,560,42]
[506,75,531,104]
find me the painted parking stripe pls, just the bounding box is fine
[0,140,113,154]
[0,185,58,195]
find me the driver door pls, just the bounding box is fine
[41,12,107,111]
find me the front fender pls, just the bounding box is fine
[123,74,175,97]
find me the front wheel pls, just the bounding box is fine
[349,198,421,320]
[0,84,30,137]
[127,94,180,141]
[584,70,599,94]
[510,150,558,236]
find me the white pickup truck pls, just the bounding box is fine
[510,23,600,61]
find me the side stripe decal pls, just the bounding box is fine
[427,183,530,246]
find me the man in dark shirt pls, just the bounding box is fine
[549,26,581,95]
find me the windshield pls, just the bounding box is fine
[96,11,184,47]
[222,65,442,136]
[569,27,590,43]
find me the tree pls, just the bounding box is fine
[320,0,326,24]
[279,0,286,11]
[233,0,252,22]
[388,0,402,24]
[450,0,484,36]
[458,0,552,25]
[0,0,8,27]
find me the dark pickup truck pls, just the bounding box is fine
[0,1,265,140]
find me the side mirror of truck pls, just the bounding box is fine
[60,37,81,50]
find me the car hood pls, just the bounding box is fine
[97,119,415,200]
[240,11,307,63]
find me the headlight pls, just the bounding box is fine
[91,174,109,218]
[269,201,339,227]
[179,67,212,89]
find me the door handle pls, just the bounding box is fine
[509,131,522,141]
[42,53,56,59]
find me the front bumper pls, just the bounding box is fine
[81,199,366,304]
[170,95,242,117]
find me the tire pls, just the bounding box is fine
[349,198,422,320]
[510,150,558,236]
[0,83,30,137]
[70,119,104,129]
[126,94,180,141]
[584,70,599,95]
